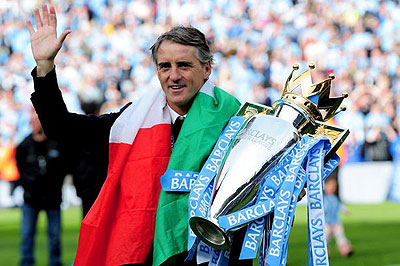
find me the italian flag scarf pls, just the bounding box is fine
[74,80,240,266]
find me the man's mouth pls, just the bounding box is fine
[169,85,185,90]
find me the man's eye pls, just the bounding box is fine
[158,64,170,70]
[178,62,192,68]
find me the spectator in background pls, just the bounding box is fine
[3,0,400,168]
[389,117,400,201]
[362,101,395,161]
[15,111,70,266]
[0,135,20,207]
[324,177,354,258]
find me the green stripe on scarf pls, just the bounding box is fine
[153,86,240,266]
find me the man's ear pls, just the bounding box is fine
[203,61,212,80]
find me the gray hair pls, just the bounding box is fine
[150,25,214,67]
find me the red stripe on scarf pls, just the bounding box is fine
[74,123,171,266]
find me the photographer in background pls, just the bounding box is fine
[15,111,71,266]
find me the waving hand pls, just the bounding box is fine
[27,5,71,76]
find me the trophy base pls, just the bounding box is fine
[189,216,231,250]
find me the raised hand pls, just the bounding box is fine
[27,5,71,76]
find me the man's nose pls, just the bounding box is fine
[169,66,182,82]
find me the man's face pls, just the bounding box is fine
[156,40,211,115]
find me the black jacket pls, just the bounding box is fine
[16,134,68,209]
[31,68,130,213]
[31,67,128,168]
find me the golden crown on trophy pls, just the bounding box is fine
[279,63,348,122]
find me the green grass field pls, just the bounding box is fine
[0,203,399,266]
[0,207,82,266]
[287,202,400,266]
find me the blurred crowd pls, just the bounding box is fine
[2,0,400,184]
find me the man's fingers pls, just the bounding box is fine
[34,8,43,27]
[27,20,35,35]
[49,6,57,27]
[58,30,71,46]
[42,5,50,26]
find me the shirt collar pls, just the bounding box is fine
[167,104,186,124]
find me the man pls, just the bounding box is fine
[27,5,244,266]
[16,112,69,266]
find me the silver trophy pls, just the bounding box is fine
[189,63,349,250]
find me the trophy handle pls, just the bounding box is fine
[307,121,350,162]
[235,102,273,117]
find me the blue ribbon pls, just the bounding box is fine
[307,143,331,266]
[234,138,309,260]
[197,241,212,264]
[161,169,199,192]
[219,200,275,230]
[162,113,341,266]
[267,137,322,265]
[230,137,339,264]
[185,116,245,264]
[237,145,298,259]
[236,146,298,260]
[209,248,230,266]
[280,153,339,266]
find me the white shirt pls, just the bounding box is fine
[167,104,186,124]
